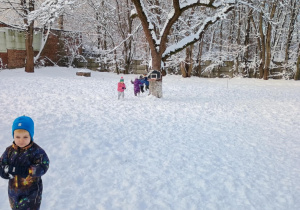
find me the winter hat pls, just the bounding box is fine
[12,116,34,140]
[120,77,124,82]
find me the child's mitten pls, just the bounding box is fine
[8,165,29,178]
[0,165,14,179]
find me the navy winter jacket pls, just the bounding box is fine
[0,141,49,210]
[144,77,149,86]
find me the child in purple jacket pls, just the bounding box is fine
[0,116,50,210]
[131,77,142,96]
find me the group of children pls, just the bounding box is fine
[117,75,149,99]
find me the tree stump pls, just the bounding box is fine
[76,71,91,77]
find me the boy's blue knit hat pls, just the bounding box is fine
[120,77,124,82]
[12,116,34,140]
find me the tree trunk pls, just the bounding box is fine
[187,45,194,77]
[149,80,162,98]
[295,54,300,80]
[196,40,204,77]
[96,12,101,50]
[295,44,300,80]
[235,9,241,75]
[24,0,35,73]
[150,53,163,98]
[181,45,193,77]
[218,21,222,77]
[209,29,216,77]
[250,12,260,78]
[244,7,252,75]
[25,21,34,73]
[264,1,277,80]
[258,2,266,79]
[285,0,298,63]
[264,35,271,80]
[114,49,119,74]
[180,61,187,78]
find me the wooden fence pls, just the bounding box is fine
[74,58,148,74]
[74,58,286,78]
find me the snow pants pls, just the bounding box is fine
[9,184,43,210]
[118,91,124,99]
[134,90,140,96]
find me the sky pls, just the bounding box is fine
[0,67,299,210]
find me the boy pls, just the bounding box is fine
[0,116,50,210]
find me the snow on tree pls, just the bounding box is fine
[131,0,236,97]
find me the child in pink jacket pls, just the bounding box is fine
[117,77,126,99]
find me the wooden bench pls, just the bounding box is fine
[76,71,91,77]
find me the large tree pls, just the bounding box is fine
[131,0,235,97]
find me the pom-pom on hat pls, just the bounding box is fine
[12,116,34,140]
[120,77,124,82]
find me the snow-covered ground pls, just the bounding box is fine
[0,67,299,210]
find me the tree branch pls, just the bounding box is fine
[159,0,222,56]
[131,0,158,53]
[162,4,234,61]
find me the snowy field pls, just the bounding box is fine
[0,67,300,210]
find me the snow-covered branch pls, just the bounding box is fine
[131,0,159,52]
[28,0,78,25]
[162,4,234,60]
[159,0,234,54]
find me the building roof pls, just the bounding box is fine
[0,20,23,30]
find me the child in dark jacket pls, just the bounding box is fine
[139,75,145,93]
[144,76,149,91]
[0,116,50,210]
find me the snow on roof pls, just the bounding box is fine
[0,21,24,30]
